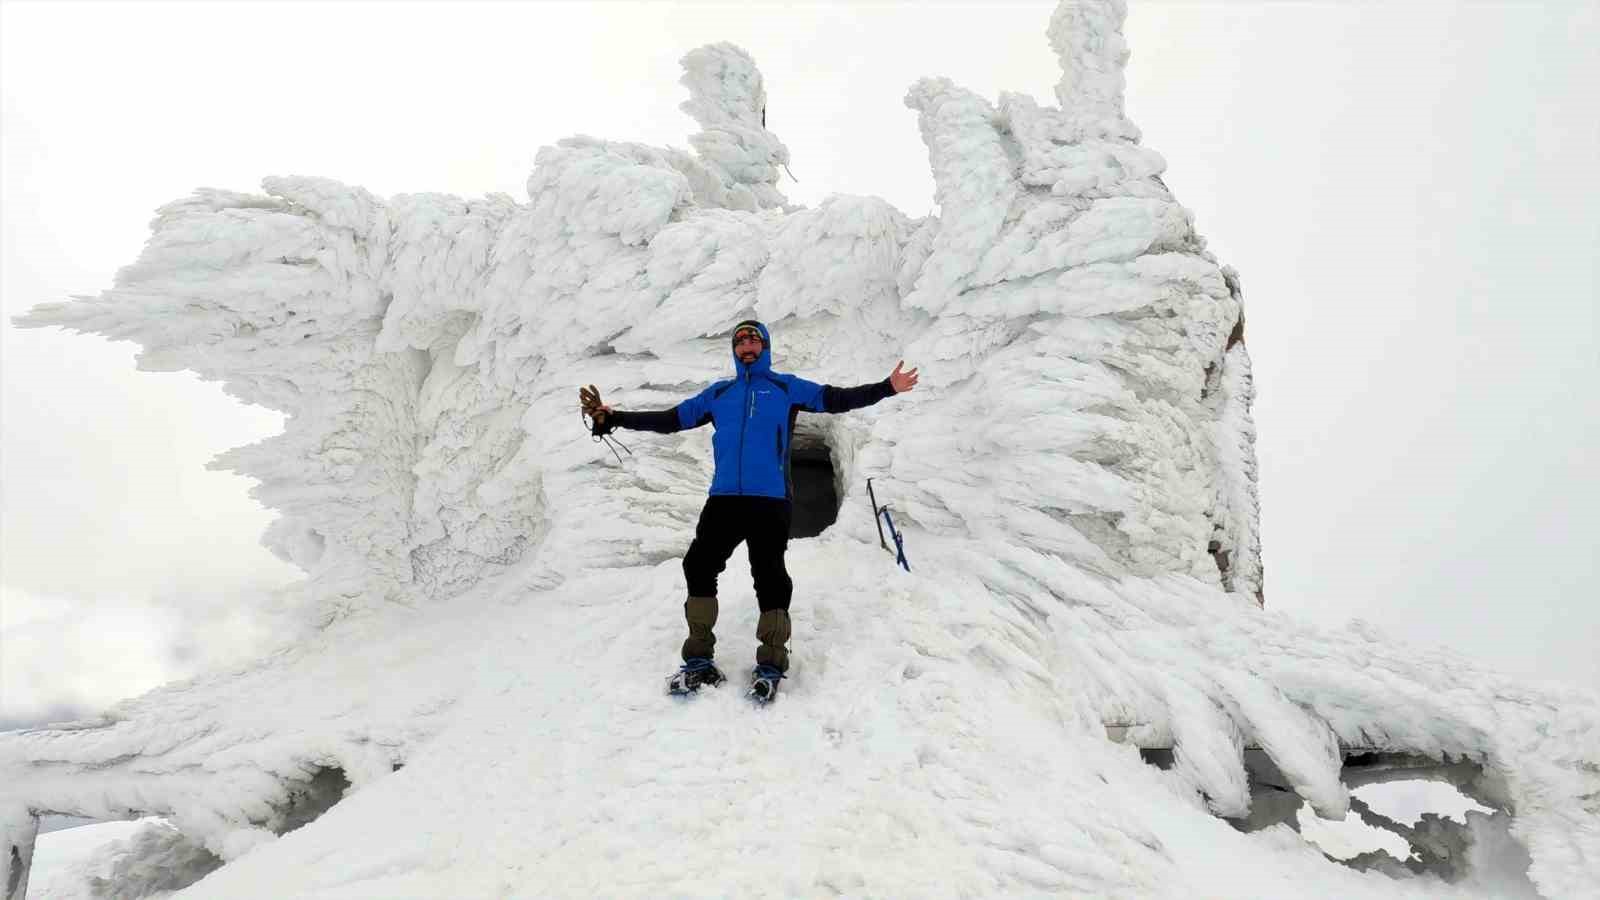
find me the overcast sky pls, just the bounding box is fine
[3,1,1596,725]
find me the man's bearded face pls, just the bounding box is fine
[734,329,764,363]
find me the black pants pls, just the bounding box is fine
[683,495,792,611]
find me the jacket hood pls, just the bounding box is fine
[731,319,772,380]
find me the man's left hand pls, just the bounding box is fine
[889,360,919,393]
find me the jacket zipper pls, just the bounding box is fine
[737,373,752,493]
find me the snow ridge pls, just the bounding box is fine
[6,2,1595,897]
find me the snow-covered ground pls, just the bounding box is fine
[5,1,1595,897]
[15,546,1583,898]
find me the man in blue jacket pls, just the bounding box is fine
[582,320,917,699]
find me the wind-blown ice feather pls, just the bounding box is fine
[6,3,1595,898]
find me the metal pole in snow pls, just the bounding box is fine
[866,478,910,572]
[867,478,888,552]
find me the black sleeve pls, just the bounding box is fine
[610,408,683,434]
[820,378,896,414]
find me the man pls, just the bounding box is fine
[580,320,918,701]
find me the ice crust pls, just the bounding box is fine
[6,2,1596,897]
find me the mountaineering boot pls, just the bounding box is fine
[755,608,791,673]
[750,609,790,704]
[749,664,784,704]
[682,595,718,662]
[668,657,725,695]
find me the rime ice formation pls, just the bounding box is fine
[6,2,1597,898]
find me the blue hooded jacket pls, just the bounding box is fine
[611,320,895,500]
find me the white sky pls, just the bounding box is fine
[2,1,1596,724]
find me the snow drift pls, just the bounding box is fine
[6,2,1596,897]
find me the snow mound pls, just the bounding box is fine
[28,818,219,900]
[6,2,1595,897]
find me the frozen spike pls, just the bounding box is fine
[1213,670,1347,820]
[1164,680,1250,818]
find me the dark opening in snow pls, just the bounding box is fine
[275,766,351,835]
[1135,743,1527,886]
[789,444,838,539]
[1208,537,1231,585]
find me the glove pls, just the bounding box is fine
[579,384,614,436]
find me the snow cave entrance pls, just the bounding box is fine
[788,426,839,539]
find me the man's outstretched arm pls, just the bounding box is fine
[580,383,719,435]
[607,408,682,433]
[805,360,919,414]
